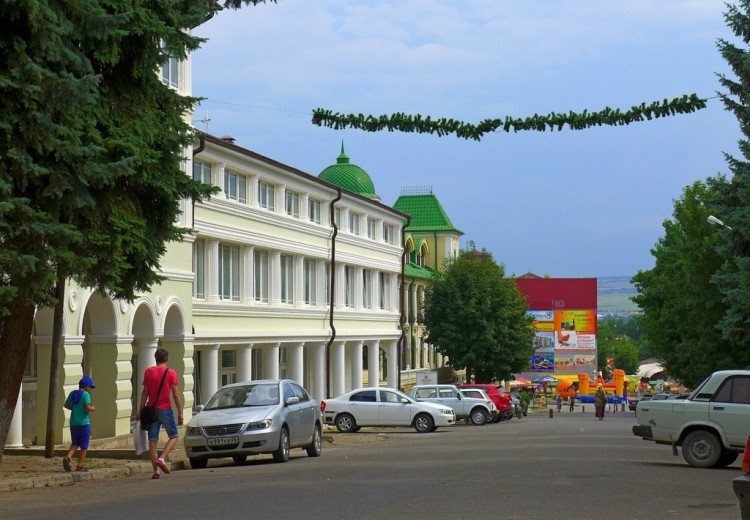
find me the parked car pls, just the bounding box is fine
[633,370,750,468]
[455,383,514,421]
[409,384,498,425]
[499,387,527,418]
[321,387,456,433]
[183,379,323,469]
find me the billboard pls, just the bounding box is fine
[518,278,597,377]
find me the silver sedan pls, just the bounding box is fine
[183,379,322,469]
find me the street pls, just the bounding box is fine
[0,409,742,520]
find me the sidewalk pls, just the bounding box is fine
[0,447,186,493]
[1,428,350,493]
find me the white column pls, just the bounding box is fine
[301,193,310,220]
[336,263,346,309]
[330,340,346,397]
[136,338,158,395]
[387,340,399,389]
[410,283,417,324]
[287,342,304,386]
[236,344,253,382]
[6,385,23,447]
[367,340,380,388]
[263,343,280,380]
[271,250,281,305]
[277,184,286,215]
[350,340,363,390]
[208,239,220,303]
[200,345,220,405]
[311,342,326,401]
[243,246,255,304]
[249,174,259,207]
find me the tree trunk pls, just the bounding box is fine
[45,276,66,458]
[0,297,36,462]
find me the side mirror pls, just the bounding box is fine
[285,396,300,405]
[194,404,204,413]
[400,397,410,404]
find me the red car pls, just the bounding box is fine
[456,384,514,421]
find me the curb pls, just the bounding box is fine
[0,460,186,493]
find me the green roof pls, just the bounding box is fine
[404,263,435,280]
[319,143,380,201]
[393,193,463,234]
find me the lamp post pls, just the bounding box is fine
[707,214,732,229]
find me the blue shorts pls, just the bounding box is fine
[148,409,179,441]
[70,425,91,449]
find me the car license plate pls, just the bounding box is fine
[207,436,239,447]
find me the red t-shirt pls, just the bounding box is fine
[143,365,178,410]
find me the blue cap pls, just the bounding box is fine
[80,377,95,388]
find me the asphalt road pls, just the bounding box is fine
[0,408,742,520]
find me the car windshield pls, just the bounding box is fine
[204,383,280,410]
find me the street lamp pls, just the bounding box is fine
[707,215,732,229]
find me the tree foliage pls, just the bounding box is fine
[423,249,534,383]
[0,0,271,455]
[708,0,750,358]
[596,318,639,378]
[631,181,734,387]
[311,95,707,141]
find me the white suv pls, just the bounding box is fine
[410,384,498,425]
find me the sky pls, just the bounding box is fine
[191,0,738,279]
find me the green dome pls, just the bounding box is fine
[319,143,380,201]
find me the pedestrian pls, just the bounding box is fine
[555,393,562,413]
[569,391,576,412]
[63,376,96,472]
[594,384,607,420]
[136,348,183,480]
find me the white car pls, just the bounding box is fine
[321,387,456,433]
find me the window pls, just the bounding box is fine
[304,259,316,305]
[379,272,390,310]
[224,169,247,203]
[367,218,376,239]
[285,190,300,218]
[350,390,377,402]
[349,212,360,235]
[345,266,354,308]
[161,41,178,88]
[219,244,240,301]
[254,250,269,303]
[324,262,330,305]
[334,207,342,228]
[193,160,211,184]
[309,199,321,224]
[280,255,294,304]
[193,240,205,299]
[259,181,275,210]
[221,350,237,386]
[384,224,394,244]
[363,269,372,309]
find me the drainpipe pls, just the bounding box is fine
[397,215,411,390]
[325,187,342,398]
[191,133,206,228]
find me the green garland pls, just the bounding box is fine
[311,94,707,141]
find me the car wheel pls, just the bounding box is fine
[682,430,721,468]
[306,424,322,457]
[232,455,247,464]
[272,427,290,463]
[714,451,739,468]
[335,413,357,433]
[469,408,488,426]
[414,413,435,433]
[189,457,208,470]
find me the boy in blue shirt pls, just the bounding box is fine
[63,377,96,472]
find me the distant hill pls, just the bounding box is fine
[597,276,639,314]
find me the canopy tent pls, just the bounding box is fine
[510,376,532,387]
[636,363,665,379]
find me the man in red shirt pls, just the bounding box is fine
[136,348,183,479]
